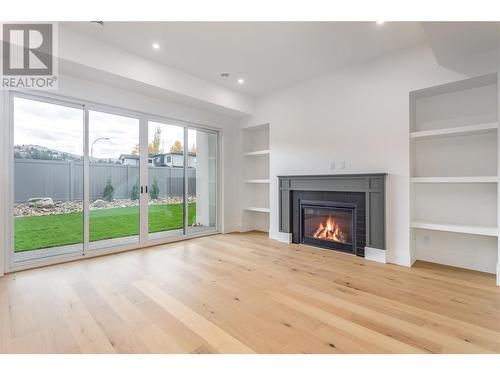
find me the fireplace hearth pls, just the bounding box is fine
[300,200,356,254]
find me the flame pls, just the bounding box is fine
[312,216,348,243]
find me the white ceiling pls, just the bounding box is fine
[62,22,427,97]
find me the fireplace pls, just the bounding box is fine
[300,200,357,254]
[279,174,386,258]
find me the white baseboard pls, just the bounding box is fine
[222,223,241,234]
[497,262,499,286]
[364,247,386,264]
[269,231,292,244]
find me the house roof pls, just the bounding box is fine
[119,154,139,160]
[151,151,196,157]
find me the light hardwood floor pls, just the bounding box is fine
[0,231,499,354]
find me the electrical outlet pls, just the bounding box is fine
[330,161,336,169]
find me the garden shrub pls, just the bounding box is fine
[131,179,139,200]
[103,179,114,202]
[150,177,160,200]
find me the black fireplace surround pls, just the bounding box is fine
[278,174,386,257]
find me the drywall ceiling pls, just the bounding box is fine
[62,22,426,96]
[421,22,499,76]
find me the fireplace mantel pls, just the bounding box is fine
[278,173,387,251]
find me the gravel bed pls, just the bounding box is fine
[14,196,196,217]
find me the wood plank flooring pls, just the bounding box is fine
[0,231,499,353]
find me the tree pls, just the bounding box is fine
[131,127,163,155]
[170,140,183,153]
[130,178,139,200]
[150,177,159,200]
[149,127,162,154]
[103,179,114,202]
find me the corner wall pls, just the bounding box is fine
[247,43,486,266]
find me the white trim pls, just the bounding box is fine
[83,108,90,255]
[139,117,149,245]
[269,231,292,244]
[0,92,8,276]
[364,246,386,264]
[222,223,241,234]
[497,262,500,286]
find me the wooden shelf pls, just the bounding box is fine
[244,179,270,184]
[411,221,498,237]
[244,207,270,213]
[243,150,270,157]
[410,122,498,140]
[411,176,498,184]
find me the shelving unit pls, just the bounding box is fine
[244,179,270,184]
[411,176,498,184]
[410,221,498,237]
[244,207,271,213]
[410,122,498,139]
[241,123,270,232]
[243,150,270,157]
[409,73,499,285]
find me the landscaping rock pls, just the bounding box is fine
[28,197,54,208]
[91,199,108,208]
[15,196,196,217]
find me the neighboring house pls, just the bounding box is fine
[119,154,153,166]
[151,152,197,168]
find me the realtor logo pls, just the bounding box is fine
[1,22,58,89]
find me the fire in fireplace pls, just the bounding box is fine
[300,200,357,254]
[312,216,350,244]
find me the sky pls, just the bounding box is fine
[14,97,197,159]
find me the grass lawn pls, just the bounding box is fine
[14,203,196,252]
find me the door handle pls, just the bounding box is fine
[141,186,144,194]
[145,186,148,194]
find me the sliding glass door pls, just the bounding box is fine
[12,96,84,262]
[10,93,219,269]
[88,110,141,250]
[187,128,218,235]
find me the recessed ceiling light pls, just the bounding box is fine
[376,21,385,25]
[238,78,245,84]
[152,43,160,50]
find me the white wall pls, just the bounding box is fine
[246,43,489,266]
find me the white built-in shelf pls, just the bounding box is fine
[244,207,271,213]
[244,179,270,184]
[411,176,498,184]
[243,150,270,157]
[242,123,270,131]
[411,221,498,237]
[410,122,498,140]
